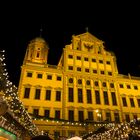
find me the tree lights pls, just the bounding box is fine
[0,50,39,138]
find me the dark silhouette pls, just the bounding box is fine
[31,135,52,140]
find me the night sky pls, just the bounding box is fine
[0,2,140,86]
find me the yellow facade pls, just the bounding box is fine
[18,32,140,138]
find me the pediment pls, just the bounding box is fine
[75,32,103,44]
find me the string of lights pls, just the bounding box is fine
[0,50,40,138]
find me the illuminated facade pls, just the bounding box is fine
[18,32,140,138]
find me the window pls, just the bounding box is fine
[27,72,32,77]
[127,85,131,89]
[36,52,40,58]
[33,109,39,117]
[119,84,124,88]
[57,76,61,81]
[108,72,112,75]
[78,111,84,122]
[137,99,140,107]
[111,92,117,105]
[77,56,81,60]
[24,87,30,98]
[88,111,93,120]
[85,68,89,72]
[68,88,74,102]
[122,97,127,107]
[94,81,99,86]
[95,90,100,104]
[47,75,52,80]
[68,66,73,70]
[125,114,130,122]
[103,91,109,105]
[99,60,103,63]
[106,61,110,65]
[130,98,135,107]
[56,91,61,101]
[102,82,107,87]
[114,113,120,123]
[101,71,104,74]
[77,67,81,71]
[55,110,60,119]
[68,55,73,58]
[87,89,92,103]
[110,83,114,88]
[69,78,73,83]
[93,69,97,73]
[78,79,82,84]
[106,112,111,122]
[92,58,96,62]
[37,73,42,78]
[35,89,40,99]
[44,110,50,118]
[46,90,51,100]
[84,57,88,61]
[68,110,74,121]
[78,88,83,103]
[86,80,90,85]
[134,85,138,90]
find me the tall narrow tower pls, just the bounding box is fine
[23,37,49,65]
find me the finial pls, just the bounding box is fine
[85,27,89,32]
[40,24,43,37]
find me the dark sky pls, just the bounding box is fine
[0,1,140,86]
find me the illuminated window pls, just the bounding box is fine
[57,76,61,81]
[111,92,117,106]
[77,56,81,60]
[122,97,127,106]
[78,88,83,103]
[37,73,42,78]
[56,91,61,101]
[87,89,92,103]
[46,90,51,100]
[134,85,138,90]
[44,110,50,118]
[95,90,100,104]
[68,66,73,70]
[68,55,73,58]
[78,111,84,122]
[88,111,93,120]
[24,87,30,98]
[68,88,74,102]
[55,110,60,119]
[33,109,39,117]
[78,79,82,84]
[130,98,135,107]
[137,99,140,107]
[68,110,74,121]
[103,91,109,105]
[27,72,32,77]
[119,84,124,88]
[77,67,81,71]
[35,89,40,99]
[47,75,52,80]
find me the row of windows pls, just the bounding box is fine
[68,66,113,75]
[68,55,111,65]
[122,97,140,108]
[119,84,138,90]
[24,87,117,106]
[31,108,120,123]
[68,78,115,88]
[27,72,62,80]
[24,88,61,101]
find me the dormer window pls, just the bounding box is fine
[36,52,40,58]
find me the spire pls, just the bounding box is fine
[40,24,43,37]
[85,27,89,32]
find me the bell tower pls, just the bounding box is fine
[23,37,49,64]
